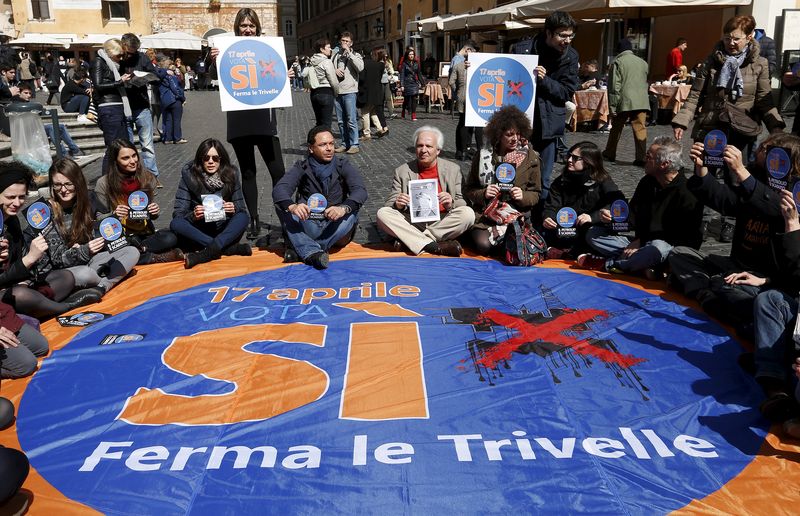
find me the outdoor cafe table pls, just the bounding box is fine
[649,83,692,114]
[570,88,609,130]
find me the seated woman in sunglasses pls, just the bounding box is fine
[170,138,251,269]
[24,158,140,299]
[93,140,183,264]
[541,141,624,259]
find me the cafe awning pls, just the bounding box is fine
[8,33,70,48]
[140,31,203,51]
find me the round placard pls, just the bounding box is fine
[128,191,149,211]
[495,163,517,184]
[611,200,630,223]
[99,217,124,242]
[766,148,791,180]
[203,194,224,211]
[26,201,51,230]
[307,193,328,214]
[219,38,287,106]
[703,130,727,157]
[557,207,578,228]
[793,181,800,210]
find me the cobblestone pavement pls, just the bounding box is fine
[81,89,794,256]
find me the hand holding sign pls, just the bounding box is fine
[99,217,129,252]
[128,191,150,221]
[556,207,578,238]
[202,194,225,222]
[307,193,328,220]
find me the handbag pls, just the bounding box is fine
[504,217,547,267]
[483,195,521,225]
[717,102,762,138]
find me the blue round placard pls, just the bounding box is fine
[766,148,791,180]
[219,39,287,106]
[557,207,578,228]
[495,163,516,184]
[793,181,800,210]
[307,193,328,213]
[26,201,51,230]
[703,130,727,157]
[611,200,629,222]
[128,191,149,211]
[99,217,124,242]
[203,194,224,211]
[467,57,534,123]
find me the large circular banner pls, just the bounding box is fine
[466,53,538,127]
[17,257,767,514]
[215,36,291,111]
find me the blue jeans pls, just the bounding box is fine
[98,104,128,175]
[161,102,183,143]
[44,124,80,155]
[532,137,556,200]
[170,211,249,251]
[334,92,359,149]
[753,289,798,381]
[63,95,90,115]
[278,210,357,260]
[127,108,159,177]
[586,226,673,272]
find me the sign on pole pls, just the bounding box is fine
[465,53,538,127]
[215,36,292,112]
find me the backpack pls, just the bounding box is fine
[504,217,547,266]
[303,64,320,90]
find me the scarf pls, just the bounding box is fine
[715,45,749,101]
[204,172,224,191]
[120,175,140,197]
[308,155,336,192]
[98,49,132,118]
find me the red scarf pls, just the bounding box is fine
[120,176,141,198]
[417,161,443,212]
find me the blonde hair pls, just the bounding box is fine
[103,38,124,58]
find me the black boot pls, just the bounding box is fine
[222,243,252,256]
[246,216,261,240]
[139,248,185,264]
[304,251,329,270]
[62,288,104,310]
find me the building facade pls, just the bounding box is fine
[10,0,150,41]
[150,0,278,38]
[297,0,384,58]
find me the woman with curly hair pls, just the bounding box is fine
[170,138,251,269]
[463,106,542,255]
[92,140,182,264]
[541,141,625,259]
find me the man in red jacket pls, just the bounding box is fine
[666,38,687,79]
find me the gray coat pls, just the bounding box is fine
[449,60,468,113]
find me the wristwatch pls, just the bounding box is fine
[339,204,352,214]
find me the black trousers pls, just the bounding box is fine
[230,135,286,219]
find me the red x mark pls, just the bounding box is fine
[475,308,645,369]
[259,60,276,77]
[507,80,523,97]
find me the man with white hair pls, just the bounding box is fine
[577,135,703,276]
[377,126,475,256]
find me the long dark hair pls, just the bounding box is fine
[49,158,93,246]
[565,141,609,182]
[107,139,156,206]
[190,138,237,199]
[234,8,261,36]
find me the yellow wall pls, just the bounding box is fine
[12,0,150,37]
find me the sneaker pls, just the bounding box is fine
[334,146,347,153]
[176,139,188,144]
[361,135,372,141]
[346,146,360,154]
[0,132,10,142]
[76,114,91,124]
[576,253,607,271]
[411,114,418,121]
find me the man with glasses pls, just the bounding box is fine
[332,32,364,154]
[120,33,165,187]
[528,11,580,204]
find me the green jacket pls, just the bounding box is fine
[608,50,650,113]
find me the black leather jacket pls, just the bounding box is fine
[90,55,123,106]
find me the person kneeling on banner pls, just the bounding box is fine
[377,126,474,256]
[576,136,703,277]
[171,138,252,269]
[463,106,542,256]
[272,126,368,269]
[542,141,624,260]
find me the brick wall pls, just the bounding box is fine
[151,1,278,37]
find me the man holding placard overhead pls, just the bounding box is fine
[272,126,367,270]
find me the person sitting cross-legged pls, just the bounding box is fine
[577,136,703,276]
[377,126,475,256]
[272,126,368,269]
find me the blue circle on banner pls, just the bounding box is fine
[557,207,578,228]
[0,208,4,230]
[307,193,327,213]
[16,258,767,514]
[99,217,123,241]
[704,130,727,157]
[468,57,534,122]
[495,163,516,184]
[26,201,51,230]
[611,200,629,222]
[128,191,149,211]
[76,312,106,324]
[766,148,791,180]
[219,39,286,106]
[203,194,224,211]
[793,181,800,210]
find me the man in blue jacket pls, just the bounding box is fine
[529,11,580,201]
[273,126,368,269]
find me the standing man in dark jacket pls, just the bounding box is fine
[120,33,163,185]
[529,11,580,201]
[358,50,388,140]
[754,28,777,77]
[273,126,368,269]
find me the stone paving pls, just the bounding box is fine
[79,89,795,257]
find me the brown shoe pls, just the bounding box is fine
[436,240,462,257]
[334,146,346,153]
[346,146,361,154]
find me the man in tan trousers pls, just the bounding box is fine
[377,126,475,256]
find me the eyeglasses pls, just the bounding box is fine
[566,154,583,162]
[204,155,221,163]
[52,182,75,191]
[723,34,746,44]
[556,32,575,41]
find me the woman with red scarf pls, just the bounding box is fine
[92,140,182,264]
